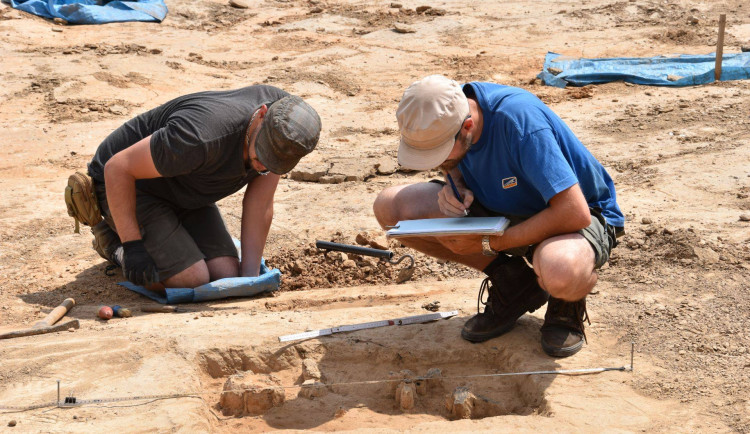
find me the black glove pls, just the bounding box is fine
[122,240,159,286]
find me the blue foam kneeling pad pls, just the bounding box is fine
[119,260,281,304]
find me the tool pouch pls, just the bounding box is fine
[64,171,102,233]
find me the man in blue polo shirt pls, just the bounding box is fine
[373,75,624,357]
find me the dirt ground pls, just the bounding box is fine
[1,0,749,431]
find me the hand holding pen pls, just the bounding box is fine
[445,172,470,217]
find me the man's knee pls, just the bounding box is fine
[163,260,211,288]
[207,256,239,280]
[533,236,597,301]
[373,185,415,228]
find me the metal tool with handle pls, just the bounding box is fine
[315,240,415,282]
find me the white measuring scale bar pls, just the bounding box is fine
[279,310,459,342]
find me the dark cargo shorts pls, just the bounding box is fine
[94,182,238,281]
[430,179,622,269]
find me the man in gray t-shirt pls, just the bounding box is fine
[87,85,321,289]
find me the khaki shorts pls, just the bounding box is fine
[95,182,238,281]
[431,179,621,269]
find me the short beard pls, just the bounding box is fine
[439,133,473,171]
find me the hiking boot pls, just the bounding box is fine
[541,296,590,358]
[91,220,123,267]
[461,255,549,343]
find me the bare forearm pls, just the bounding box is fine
[489,185,591,252]
[104,161,141,242]
[240,202,273,277]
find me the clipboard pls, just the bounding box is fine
[386,216,510,238]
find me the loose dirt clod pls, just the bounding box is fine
[220,373,285,416]
[298,379,327,399]
[446,386,475,419]
[395,381,416,410]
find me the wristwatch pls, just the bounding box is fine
[482,235,499,256]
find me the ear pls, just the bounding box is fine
[463,117,475,133]
[257,104,268,119]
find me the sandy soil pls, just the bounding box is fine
[1,0,749,431]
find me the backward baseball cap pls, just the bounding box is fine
[255,95,322,175]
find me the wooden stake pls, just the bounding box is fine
[715,14,726,81]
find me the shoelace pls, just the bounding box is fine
[476,277,491,314]
[575,300,591,343]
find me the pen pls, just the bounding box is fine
[446,173,469,216]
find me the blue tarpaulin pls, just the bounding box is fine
[6,0,167,24]
[538,51,750,88]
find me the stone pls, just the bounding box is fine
[375,158,397,175]
[292,260,306,274]
[51,27,63,32]
[641,217,652,224]
[318,174,347,184]
[426,8,446,15]
[667,74,682,81]
[395,381,416,410]
[390,2,402,8]
[53,17,68,25]
[416,5,432,13]
[445,387,474,419]
[342,259,356,269]
[355,232,370,246]
[548,67,563,75]
[369,236,389,250]
[220,373,285,416]
[693,246,720,264]
[302,358,321,380]
[8,420,16,427]
[415,367,442,395]
[422,301,440,312]
[742,46,750,53]
[394,23,416,33]
[328,161,374,182]
[289,163,330,182]
[298,379,327,399]
[309,7,324,13]
[739,214,750,222]
[109,105,127,115]
[229,0,249,8]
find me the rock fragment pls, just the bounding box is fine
[229,0,249,8]
[739,214,750,222]
[394,23,416,33]
[220,373,285,416]
[445,386,474,419]
[395,381,416,410]
[298,379,327,399]
[375,158,397,175]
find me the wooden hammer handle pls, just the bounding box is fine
[34,298,75,328]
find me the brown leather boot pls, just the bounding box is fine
[461,255,549,343]
[540,296,590,357]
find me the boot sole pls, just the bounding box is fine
[541,339,583,358]
[460,289,549,343]
[461,321,516,343]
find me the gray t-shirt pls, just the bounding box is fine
[88,85,289,209]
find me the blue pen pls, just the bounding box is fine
[446,173,469,216]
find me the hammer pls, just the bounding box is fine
[0,298,79,340]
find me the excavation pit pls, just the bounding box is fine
[200,328,551,427]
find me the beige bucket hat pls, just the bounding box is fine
[396,75,470,170]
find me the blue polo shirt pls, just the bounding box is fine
[458,82,624,228]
